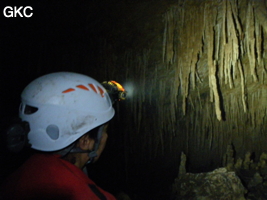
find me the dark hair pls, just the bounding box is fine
[86,125,100,140]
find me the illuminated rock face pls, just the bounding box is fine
[172,168,246,200]
[87,0,267,172]
[172,150,267,200]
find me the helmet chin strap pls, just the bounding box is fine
[69,147,96,164]
[69,125,105,164]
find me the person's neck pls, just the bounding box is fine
[63,153,89,169]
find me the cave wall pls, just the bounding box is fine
[91,0,267,175]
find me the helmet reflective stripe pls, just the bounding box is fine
[62,84,104,97]
[19,72,114,151]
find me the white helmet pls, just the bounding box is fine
[19,72,114,151]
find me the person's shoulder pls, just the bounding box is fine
[17,153,70,182]
[27,153,67,166]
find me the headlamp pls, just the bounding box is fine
[101,80,127,104]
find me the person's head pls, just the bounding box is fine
[62,126,101,168]
[19,72,114,159]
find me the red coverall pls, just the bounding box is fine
[1,153,116,200]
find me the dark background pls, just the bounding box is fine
[0,0,132,198]
[0,1,178,199]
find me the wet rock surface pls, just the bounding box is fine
[172,150,267,200]
[172,168,246,200]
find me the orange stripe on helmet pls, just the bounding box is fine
[88,84,97,94]
[62,88,75,93]
[76,85,89,91]
[97,86,105,97]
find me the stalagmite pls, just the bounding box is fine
[244,152,252,170]
[225,144,235,171]
[234,158,243,170]
[178,152,187,176]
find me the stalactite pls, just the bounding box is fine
[163,2,205,117]
[255,19,263,67]
[218,0,226,84]
[197,87,202,109]
[246,2,258,82]
[163,7,176,65]
[254,0,267,34]
[205,2,222,121]
[162,18,167,64]
[173,66,180,109]
[238,60,247,112]
[162,0,253,121]
[97,0,267,166]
